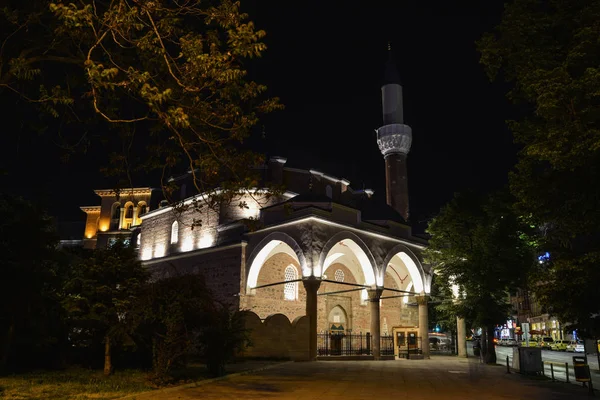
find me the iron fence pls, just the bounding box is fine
[317,332,395,356]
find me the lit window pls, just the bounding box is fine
[284,265,298,301]
[137,233,141,247]
[334,269,344,282]
[171,221,179,244]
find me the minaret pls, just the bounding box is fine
[377,45,412,221]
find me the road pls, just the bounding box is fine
[467,342,600,388]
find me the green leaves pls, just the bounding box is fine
[426,190,535,328]
[1,0,282,209]
[479,0,600,337]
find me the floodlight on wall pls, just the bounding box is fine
[181,235,194,252]
[198,233,214,249]
[154,244,166,258]
[141,247,153,261]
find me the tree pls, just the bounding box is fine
[1,0,281,204]
[0,194,66,373]
[199,306,250,377]
[62,241,148,375]
[425,190,535,364]
[478,0,600,338]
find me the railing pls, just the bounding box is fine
[317,333,395,357]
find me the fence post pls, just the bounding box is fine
[550,363,555,381]
[565,362,569,383]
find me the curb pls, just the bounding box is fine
[117,361,292,400]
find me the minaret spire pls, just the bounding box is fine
[376,46,412,222]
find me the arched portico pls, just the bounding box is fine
[382,244,431,358]
[318,231,378,286]
[245,232,307,293]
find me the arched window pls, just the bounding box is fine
[138,204,147,216]
[326,185,333,199]
[284,265,298,301]
[334,269,345,282]
[125,204,134,218]
[171,221,179,244]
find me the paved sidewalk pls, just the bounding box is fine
[130,356,596,400]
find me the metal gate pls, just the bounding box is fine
[317,332,395,356]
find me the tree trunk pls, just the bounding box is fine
[480,329,487,361]
[0,319,16,372]
[483,326,497,364]
[104,335,112,376]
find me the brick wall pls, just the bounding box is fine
[240,253,306,321]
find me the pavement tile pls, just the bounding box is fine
[128,356,597,400]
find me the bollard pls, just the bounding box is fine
[565,362,569,383]
[550,363,555,381]
[506,355,510,374]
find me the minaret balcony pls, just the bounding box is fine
[376,123,412,156]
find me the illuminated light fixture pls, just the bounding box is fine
[198,233,214,249]
[154,244,166,258]
[99,224,109,232]
[247,216,426,250]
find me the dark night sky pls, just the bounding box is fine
[3,0,518,234]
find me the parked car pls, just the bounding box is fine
[521,339,538,347]
[539,337,554,349]
[551,340,569,351]
[566,341,585,352]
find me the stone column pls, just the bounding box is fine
[457,316,467,358]
[368,288,384,360]
[132,205,139,226]
[303,276,321,361]
[417,295,430,359]
[118,207,126,230]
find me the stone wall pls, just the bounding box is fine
[146,245,243,308]
[240,253,306,321]
[240,311,310,361]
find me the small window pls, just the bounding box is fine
[139,204,147,216]
[137,233,141,246]
[334,269,344,282]
[171,221,179,244]
[125,204,133,218]
[326,185,333,199]
[284,265,298,301]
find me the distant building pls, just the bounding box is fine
[79,187,160,249]
[510,289,568,341]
